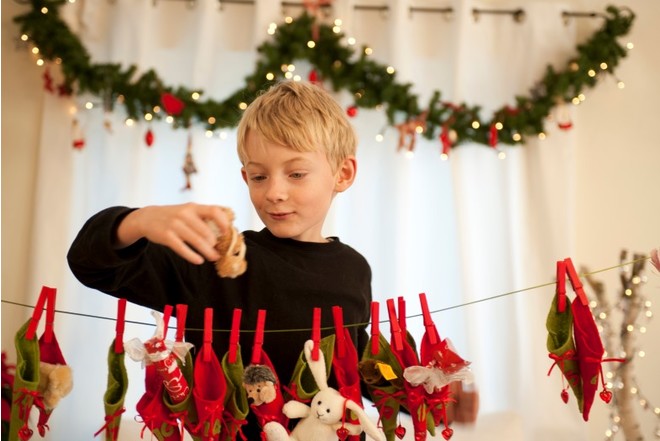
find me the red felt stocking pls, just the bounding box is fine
[191,308,227,440]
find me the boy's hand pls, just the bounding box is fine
[116,203,232,264]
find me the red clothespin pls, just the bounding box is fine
[565,257,588,306]
[332,306,346,359]
[175,304,188,343]
[371,302,380,355]
[386,298,404,351]
[419,293,438,345]
[114,298,127,354]
[43,288,57,343]
[556,260,567,312]
[397,296,407,336]
[251,309,266,365]
[229,308,242,364]
[312,307,321,362]
[26,285,56,340]
[162,305,174,339]
[203,308,213,362]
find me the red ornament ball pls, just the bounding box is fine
[346,105,358,118]
[145,129,154,147]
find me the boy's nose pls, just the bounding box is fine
[265,179,287,202]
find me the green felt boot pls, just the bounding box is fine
[546,294,583,411]
[219,346,249,441]
[9,319,40,441]
[286,335,335,402]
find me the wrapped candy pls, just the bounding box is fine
[125,311,193,404]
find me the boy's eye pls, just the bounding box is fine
[289,172,306,179]
[250,175,266,182]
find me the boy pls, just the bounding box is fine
[67,80,371,438]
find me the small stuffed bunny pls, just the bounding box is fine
[263,340,385,441]
[208,207,247,278]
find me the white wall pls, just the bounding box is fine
[2,1,659,439]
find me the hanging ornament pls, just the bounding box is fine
[57,83,72,97]
[144,128,154,147]
[488,123,498,148]
[439,125,453,158]
[395,112,427,153]
[161,92,185,116]
[42,67,54,93]
[555,102,574,130]
[72,118,85,150]
[302,0,333,41]
[103,113,113,134]
[308,69,320,85]
[346,105,358,118]
[182,134,197,191]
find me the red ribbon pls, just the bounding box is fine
[222,409,248,441]
[94,407,126,438]
[547,350,577,376]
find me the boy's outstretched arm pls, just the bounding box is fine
[115,203,231,264]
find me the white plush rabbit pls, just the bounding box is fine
[263,339,385,441]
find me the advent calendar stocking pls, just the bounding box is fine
[190,308,227,440]
[219,309,248,441]
[95,299,129,441]
[546,261,583,410]
[359,302,405,441]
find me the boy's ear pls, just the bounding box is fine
[334,156,357,193]
[240,167,248,184]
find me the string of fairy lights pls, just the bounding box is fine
[588,255,660,439]
[12,1,635,163]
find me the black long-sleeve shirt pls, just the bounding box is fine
[67,206,372,437]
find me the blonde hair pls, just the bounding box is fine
[237,81,357,172]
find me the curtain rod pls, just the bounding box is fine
[49,0,612,23]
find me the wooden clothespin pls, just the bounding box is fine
[175,304,188,343]
[419,293,438,345]
[229,308,242,364]
[26,285,57,341]
[565,257,588,306]
[114,298,127,354]
[556,260,567,312]
[397,296,407,336]
[162,305,173,335]
[386,298,404,351]
[370,302,380,356]
[251,310,267,365]
[312,307,321,362]
[332,306,346,359]
[203,308,214,362]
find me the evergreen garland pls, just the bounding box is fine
[13,0,635,149]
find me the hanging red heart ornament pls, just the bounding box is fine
[161,92,185,116]
[336,426,350,440]
[599,389,613,404]
[441,427,454,440]
[145,129,154,147]
[394,424,406,439]
[561,389,569,403]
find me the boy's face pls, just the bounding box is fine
[241,131,355,242]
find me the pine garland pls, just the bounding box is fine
[13,0,635,149]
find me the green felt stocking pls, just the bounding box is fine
[286,335,335,402]
[9,319,40,441]
[219,346,248,441]
[95,340,128,441]
[546,294,583,411]
[360,334,405,441]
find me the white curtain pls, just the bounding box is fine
[26,0,593,439]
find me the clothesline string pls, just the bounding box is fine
[1,255,651,334]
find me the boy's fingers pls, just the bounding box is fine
[169,223,220,263]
